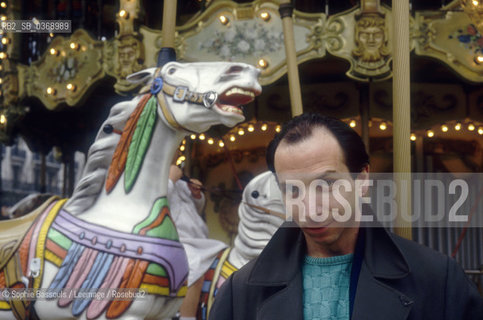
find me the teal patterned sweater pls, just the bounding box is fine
[302,253,354,320]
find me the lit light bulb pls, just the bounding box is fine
[248,124,254,132]
[455,122,462,131]
[119,10,129,19]
[46,87,56,95]
[478,127,483,135]
[261,123,268,131]
[257,59,269,69]
[229,134,236,142]
[275,125,281,133]
[66,83,76,91]
[70,42,79,50]
[349,119,356,128]
[50,48,58,55]
[410,133,416,141]
[0,114,6,125]
[427,130,434,138]
[199,133,206,140]
[441,125,448,132]
[190,134,196,140]
[0,2,6,8]
[468,123,475,131]
[208,138,214,145]
[219,15,229,25]
[238,128,245,136]
[260,11,271,21]
[180,145,185,151]
[379,122,387,131]
[176,155,186,166]
[219,140,224,147]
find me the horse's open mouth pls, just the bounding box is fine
[216,87,258,115]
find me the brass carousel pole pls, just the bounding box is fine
[157,0,178,67]
[162,0,177,50]
[279,0,303,117]
[392,0,412,240]
[159,1,193,174]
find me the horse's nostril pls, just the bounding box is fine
[227,65,244,74]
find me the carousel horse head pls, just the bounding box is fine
[127,61,262,133]
[232,171,286,265]
[65,61,261,214]
[198,171,286,318]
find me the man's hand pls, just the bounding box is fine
[188,178,203,199]
[169,165,183,182]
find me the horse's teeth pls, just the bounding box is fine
[225,88,254,97]
[221,106,242,114]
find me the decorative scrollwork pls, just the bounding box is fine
[326,18,345,34]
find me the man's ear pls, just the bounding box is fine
[357,165,370,197]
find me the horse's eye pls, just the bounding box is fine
[227,65,243,74]
[168,68,176,75]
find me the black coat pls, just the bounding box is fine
[209,223,483,320]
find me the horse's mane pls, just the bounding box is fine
[63,96,141,215]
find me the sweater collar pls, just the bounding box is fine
[247,219,410,285]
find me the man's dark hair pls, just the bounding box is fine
[266,113,369,174]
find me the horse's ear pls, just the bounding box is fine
[126,68,157,84]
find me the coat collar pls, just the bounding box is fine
[247,221,305,286]
[247,221,410,285]
[247,222,414,320]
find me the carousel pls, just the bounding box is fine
[0,0,481,319]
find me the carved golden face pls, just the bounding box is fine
[116,36,143,78]
[118,45,136,77]
[352,15,389,63]
[358,26,384,51]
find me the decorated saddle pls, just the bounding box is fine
[0,198,188,320]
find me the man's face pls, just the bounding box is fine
[274,127,364,256]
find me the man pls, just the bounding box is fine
[209,113,483,319]
[168,165,227,320]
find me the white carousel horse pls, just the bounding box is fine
[0,61,261,320]
[198,171,285,319]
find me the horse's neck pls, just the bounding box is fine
[228,238,258,270]
[77,117,183,233]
